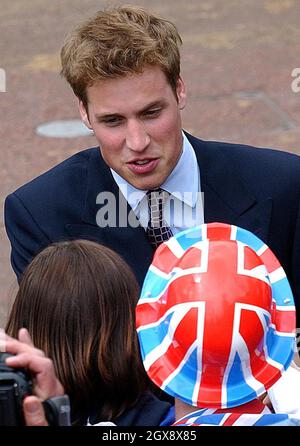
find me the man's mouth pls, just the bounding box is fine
[133,159,151,165]
[127,158,159,174]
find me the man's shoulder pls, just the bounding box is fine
[187,132,300,175]
[12,147,100,199]
[188,132,300,160]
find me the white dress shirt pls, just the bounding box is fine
[111,132,204,234]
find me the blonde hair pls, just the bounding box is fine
[60,5,182,108]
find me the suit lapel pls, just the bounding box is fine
[186,133,272,243]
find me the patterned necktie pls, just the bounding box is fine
[146,188,173,249]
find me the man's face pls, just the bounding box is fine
[79,65,186,190]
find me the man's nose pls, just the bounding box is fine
[126,120,150,152]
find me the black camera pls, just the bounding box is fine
[0,352,71,426]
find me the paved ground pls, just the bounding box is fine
[1,0,300,326]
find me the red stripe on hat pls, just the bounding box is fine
[136,300,164,328]
[260,248,281,274]
[147,307,198,388]
[272,308,296,334]
[151,244,181,274]
[206,223,232,241]
[248,353,280,390]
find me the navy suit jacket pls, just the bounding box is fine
[5,133,300,326]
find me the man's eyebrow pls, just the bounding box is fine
[94,100,166,120]
[140,100,165,112]
[94,112,122,120]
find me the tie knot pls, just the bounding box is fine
[146,188,169,206]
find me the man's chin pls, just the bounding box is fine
[129,179,164,191]
[124,171,165,191]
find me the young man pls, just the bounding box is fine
[4,6,300,326]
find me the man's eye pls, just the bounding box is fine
[101,117,122,126]
[144,109,161,118]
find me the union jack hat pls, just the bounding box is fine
[136,223,296,409]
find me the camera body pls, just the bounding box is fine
[0,352,32,425]
[0,352,71,426]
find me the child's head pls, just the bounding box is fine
[137,223,296,409]
[6,239,148,423]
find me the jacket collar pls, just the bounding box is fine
[185,132,272,243]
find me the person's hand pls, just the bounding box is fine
[1,327,65,426]
[23,396,48,426]
[3,328,64,400]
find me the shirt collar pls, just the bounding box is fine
[110,132,199,211]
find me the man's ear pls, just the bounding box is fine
[78,100,93,129]
[177,76,187,110]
